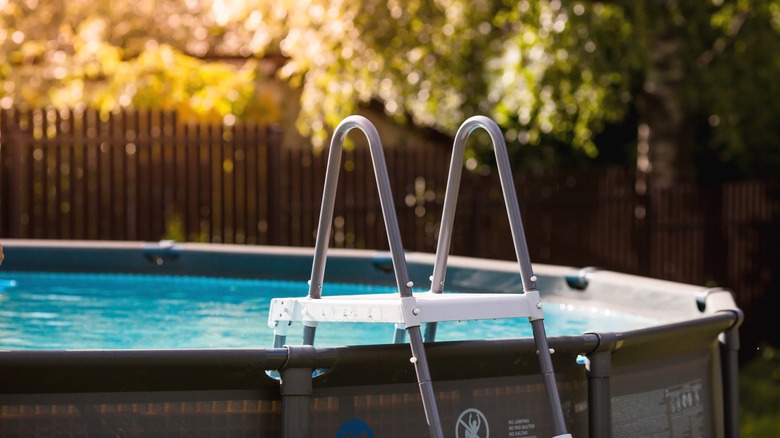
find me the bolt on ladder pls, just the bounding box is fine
[267,115,572,438]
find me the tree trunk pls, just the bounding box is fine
[635,36,697,190]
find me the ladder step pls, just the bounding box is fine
[268,291,545,327]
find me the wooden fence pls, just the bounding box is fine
[1,108,778,352]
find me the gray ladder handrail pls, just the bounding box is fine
[307,116,409,302]
[430,115,536,294]
[424,115,571,438]
[277,115,444,438]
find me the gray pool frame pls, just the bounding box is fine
[0,239,742,437]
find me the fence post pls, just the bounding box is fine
[702,183,727,286]
[266,125,283,245]
[466,172,487,257]
[634,169,652,276]
[1,109,26,238]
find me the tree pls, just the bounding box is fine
[3,0,780,183]
[626,0,780,186]
[274,0,780,184]
[276,0,637,164]
[0,0,279,123]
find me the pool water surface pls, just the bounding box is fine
[0,271,656,350]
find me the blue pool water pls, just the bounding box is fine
[0,272,657,350]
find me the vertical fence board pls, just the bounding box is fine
[0,107,778,350]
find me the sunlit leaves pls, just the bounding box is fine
[276,0,632,158]
[646,0,780,176]
[0,0,276,123]
[3,0,780,174]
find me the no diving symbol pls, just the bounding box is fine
[456,408,489,438]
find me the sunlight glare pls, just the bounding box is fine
[11,31,25,45]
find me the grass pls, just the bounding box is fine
[740,345,780,437]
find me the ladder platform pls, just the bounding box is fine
[268,290,545,328]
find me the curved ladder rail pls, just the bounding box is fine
[269,115,444,438]
[423,115,571,438]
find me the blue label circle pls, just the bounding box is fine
[336,418,374,438]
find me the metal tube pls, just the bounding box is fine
[587,367,612,438]
[393,325,407,344]
[429,126,466,295]
[307,116,413,298]
[531,319,569,437]
[281,367,312,438]
[429,116,538,294]
[699,288,743,438]
[302,325,317,346]
[280,345,319,438]
[721,315,741,438]
[426,116,567,436]
[307,131,343,300]
[408,326,443,438]
[300,116,442,437]
[427,116,539,342]
[273,321,289,348]
[423,322,438,343]
[585,332,620,438]
[303,115,412,348]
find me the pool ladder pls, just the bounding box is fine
[268,115,572,438]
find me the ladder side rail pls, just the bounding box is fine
[489,119,537,292]
[426,116,537,343]
[297,121,345,345]
[429,116,538,293]
[425,116,570,437]
[488,116,570,437]
[359,116,443,437]
[429,123,466,294]
[424,121,470,342]
[303,115,444,438]
[307,115,412,300]
[307,129,343,300]
[480,116,569,436]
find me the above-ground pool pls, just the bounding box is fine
[0,271,658,350]
[0,240,742,437]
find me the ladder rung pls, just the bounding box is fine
[268,291,544,327]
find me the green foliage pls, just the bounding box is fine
[277,0,637,159]
[0,0,278,124]
[94,44,269,124]
[265,0,780,174]
[695,1,780,177]
[162,211,187,243]
[740,345,780,436]
[622,0,780,178]
[163,210,210,243]
[2,0,780,174]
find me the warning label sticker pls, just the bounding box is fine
[507,417,537,437]
[612,379,705,437]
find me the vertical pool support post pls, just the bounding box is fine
[704,288,743,438]
[699,287,743,438]
[279,345,337,438]
[303,116,443,438]
[280,346,314,438]
[584,332,621,438]
[427,116,571,437]
[721,321,741,438]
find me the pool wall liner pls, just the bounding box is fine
[0,240,742,437]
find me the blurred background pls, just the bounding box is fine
[0,1,778,434]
